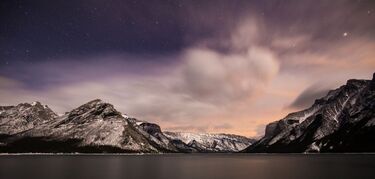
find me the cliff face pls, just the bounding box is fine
[245,73,375,153]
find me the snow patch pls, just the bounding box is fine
[299,106,321,123]
[307,142,320,152]
[57,113,65,117]
[121,114,129,119]
[136,121,144,125]
[333,94,351,123]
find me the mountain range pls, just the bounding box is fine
[0,99,253,153]
[1,73,374,153]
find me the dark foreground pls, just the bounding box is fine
[0,154,374,179]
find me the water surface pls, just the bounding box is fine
[0,154,374,179]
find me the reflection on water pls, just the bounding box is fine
[0,154,375,179]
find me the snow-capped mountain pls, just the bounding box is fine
[0,102,57,135]
[164,132,254,152]
[1,99,166,153]
[245,73,375,153]
[0,99,251,153]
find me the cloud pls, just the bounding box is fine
[289,84,332,109]
[0,18,281,136]
[0,76,21,89]
[177,46,279,105]
[255,124,267,138]
[230,18,261,51]
[174,18,279,109]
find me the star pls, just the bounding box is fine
[342,32,349,37]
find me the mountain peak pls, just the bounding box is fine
[78,99,112,110]
[31,101,41,106]
[86,99,105,105]
[345,79,368,88]
[69,99,121,120]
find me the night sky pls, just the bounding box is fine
[1,0,374,136]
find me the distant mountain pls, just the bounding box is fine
[127,118,196,152]
[245,73,375,153]
[0,99,251,153]
[164,132,254,152]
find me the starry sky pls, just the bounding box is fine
[1,0,374,137]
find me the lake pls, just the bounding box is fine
[0,154,374,179]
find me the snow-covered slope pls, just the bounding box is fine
[246,73,375,153]
[164,131,254,152]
